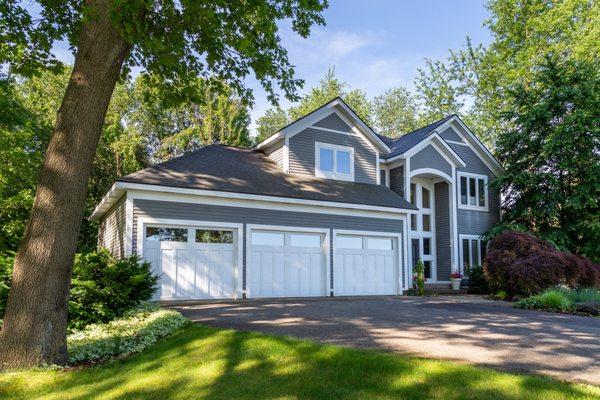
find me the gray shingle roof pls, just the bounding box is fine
[119,145,416,210]
[380,115,455,159]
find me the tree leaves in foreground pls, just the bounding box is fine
[494,57,600,262]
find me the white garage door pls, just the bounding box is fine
[143,225,238,300]
[334,233,399,296]
[249,229,327,298]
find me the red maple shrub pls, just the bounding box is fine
[484,231,600,297]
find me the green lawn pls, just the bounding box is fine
[1,325,599,400]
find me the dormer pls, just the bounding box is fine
[255,98,390,184]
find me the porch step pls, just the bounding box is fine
[424,283,469,295]
[425,288,469,295]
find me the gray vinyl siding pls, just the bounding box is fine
[410,144,452,176]
[263,141,284,169]
[434,182,451,281]
[97,196,126,259]
[313,113,353,132]
[439,127,464,143]
[389,165,405,198]
[132,199,404,292]
[289,127,378,184]
[449,143,501,235]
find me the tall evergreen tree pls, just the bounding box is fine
[494,57,600,261]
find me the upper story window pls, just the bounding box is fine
[315,142,354,181]
[458,172,488,211]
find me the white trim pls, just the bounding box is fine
[307,124,355,136]
[283,136,290,173]
[246,223,331,299]
[451,167,459,272]
[408,168,453,184]
[376,151,381,185]
[136,217,244,299]
[387,133,466,168]
[436,117,504,176]
[457,171,489,212]
[332,229,404,295]
[445,140,469,146]
[255,99,390,153]
[402,214,409,290]
[91,181,416,221]
[315,141,355,182]
[125,192,134,256]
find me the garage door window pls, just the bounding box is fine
[337,235,363,249]
[146,227,188,242]
[252,231,284,246]
[367,237,393,250]
[290,233,321,247]
[195,229,233,244]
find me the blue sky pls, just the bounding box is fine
[46,0,492,134]
[247,0,492,131]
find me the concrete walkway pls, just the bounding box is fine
[172,296,600,385]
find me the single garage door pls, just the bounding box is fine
[334,233,399,296]
[248,229,327,298]
[143,225,238,300]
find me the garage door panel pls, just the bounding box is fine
[249,229,325,298]
[161,248,176,299]
[335,234,399,296]
[176,249,194,298]
[144,225,238,301]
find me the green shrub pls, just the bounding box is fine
[535,290,572,311]
[68,250,159,330]
[0,249,158,330]
[562,288,600,303]
[465,265,490,294]
[68,303,189,365]
[513,287,600,313]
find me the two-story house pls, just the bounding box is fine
[91,97,503,300]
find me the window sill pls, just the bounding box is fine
[458,204,489,212]
[315,170,355,182]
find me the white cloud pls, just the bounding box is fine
[326,31,374,56]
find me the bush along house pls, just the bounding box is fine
[91,98,503,301]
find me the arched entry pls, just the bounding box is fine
[408,168,455,284]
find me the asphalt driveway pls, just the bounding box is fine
[172,296,600,385]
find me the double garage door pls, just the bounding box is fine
[142,223,400,300]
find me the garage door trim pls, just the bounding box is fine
[137,217,244,299]
[332,229,404,295]
[246,224,331,298]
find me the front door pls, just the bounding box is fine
[409,179,436,281]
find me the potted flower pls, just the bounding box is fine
[450,272,463,291]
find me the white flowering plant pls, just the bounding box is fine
[67,302,189,365]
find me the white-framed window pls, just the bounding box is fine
[315,142,354,181]
[458,172,488,211]
[459,234,488,274]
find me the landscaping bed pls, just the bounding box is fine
[514,288,600,316]
[68,303,189,365]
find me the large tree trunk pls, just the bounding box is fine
[0,0,130,368]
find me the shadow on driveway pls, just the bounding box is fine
[170,295,600,385]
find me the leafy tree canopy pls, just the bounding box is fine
[2,0,328,105]
[494,56,600,261]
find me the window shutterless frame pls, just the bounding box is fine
[315,141,355,181]
[457,171,489,211]
[459,234,488,274]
